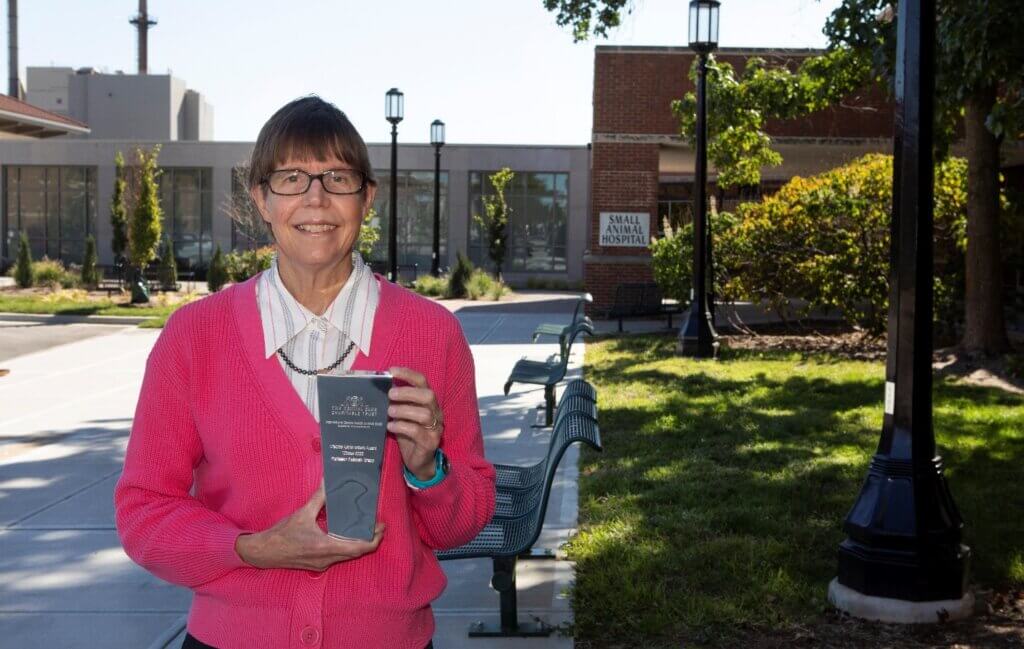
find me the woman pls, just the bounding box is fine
[114,96,496,649]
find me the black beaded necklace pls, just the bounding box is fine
[277,340,356,376]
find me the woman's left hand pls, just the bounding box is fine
[387,366,443,482]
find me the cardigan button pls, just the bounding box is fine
[311,438,321,453]
[301,626,320,645]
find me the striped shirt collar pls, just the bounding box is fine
[258,251,378,360]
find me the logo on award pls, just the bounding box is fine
[331,394,379,419]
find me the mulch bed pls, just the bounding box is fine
[736,590,1024,649]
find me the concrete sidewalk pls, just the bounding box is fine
[0,297,584,648]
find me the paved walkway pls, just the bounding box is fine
[0,295,584,648]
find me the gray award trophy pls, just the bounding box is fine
[316,372,392,542]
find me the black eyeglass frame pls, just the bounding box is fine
[261,168,368,196]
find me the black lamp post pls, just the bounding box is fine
[678,0,719,358]
[829,0,972,622]
[430,119,445,277]
[385,88,404,282]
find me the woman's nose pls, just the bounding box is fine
[302,176,329,206]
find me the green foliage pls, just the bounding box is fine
[463,269,497,300]
[718,154,971,334]
[411,273,448,298]
[111,151,129,259]
[223,246,275,283]
[543,0,630,41]
[473,168,514,279]
[358,208,381,259]
[672,48,870,188]
[447,251,474,299]
[157,236,178,289]
[649,207,739,306]
[207,245,229,293]
[81,235,100,288]
[31,257,79,289]
[129,146,163,270]
[14,232,33,288]
[826,0,1024,148]
[488,278,508,301]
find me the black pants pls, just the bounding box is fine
[183,632,433,649]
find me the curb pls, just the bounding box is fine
[0,312,153,325]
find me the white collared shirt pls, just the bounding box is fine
[255,251,379,422]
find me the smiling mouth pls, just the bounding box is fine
[295,224,338,234]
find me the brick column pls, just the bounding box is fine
[583,141,660,314]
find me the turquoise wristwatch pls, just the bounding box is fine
[404,449,449,489]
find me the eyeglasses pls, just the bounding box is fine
[263,168,366,195]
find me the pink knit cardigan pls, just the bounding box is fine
[114,273,496,649]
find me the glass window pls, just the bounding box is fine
[152,167,213,270]
[372,171,448,272]
[2,166,96,264]
[469,171,568,273]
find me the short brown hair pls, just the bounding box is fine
[247,96,376,193]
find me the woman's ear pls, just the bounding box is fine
[249,186,270,224]
[363,182,378,215]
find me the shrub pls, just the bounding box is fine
[223,246,275,283]
[33,258,76,289]
[716,153,970,334]
[649,207,739,306]
[411,274,448,298]
[81,235,100,288]
[157,236,178,289]
[207,245,229,292]
[447,251,474,298]
[465,269,496,300]
[487,278,508,301]
[14,232,33,288]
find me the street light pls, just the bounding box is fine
[430,119,445,277]
[678,0,720,358]
[829,0,972,623]
[385,88,404,282]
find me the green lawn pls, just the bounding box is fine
[0,295,182,328]
[571,334,1024,647]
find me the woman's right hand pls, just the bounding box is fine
[234,485,384,571]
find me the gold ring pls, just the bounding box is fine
[425,415,440,431]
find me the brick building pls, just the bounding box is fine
[585,45,1024,313]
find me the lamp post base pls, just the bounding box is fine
[677,305,718,358]
[828,578,974,624]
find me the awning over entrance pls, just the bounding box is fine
[0,95,90,138]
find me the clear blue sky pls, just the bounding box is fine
[7,0,841,145]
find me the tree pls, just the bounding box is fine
[14,232,33,288]
[110,151,129,260]
[157,235,178,290]
[207,244,229,292]
[129,147,163,270]
[81,235,100,288]
[544,0,1024,355]
[473,168,514,280]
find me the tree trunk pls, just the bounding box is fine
[961,88,1010,355]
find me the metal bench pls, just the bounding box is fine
[532,292,594,344]
[607,282,683,332]
[503,321,591,427]
[494,380,597,493]
[437,386,601,637]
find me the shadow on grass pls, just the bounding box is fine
[569,336,1024,648]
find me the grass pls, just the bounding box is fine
[571,334,1024,647]
[0,293,189,328]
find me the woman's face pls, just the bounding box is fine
[251,155,376,274]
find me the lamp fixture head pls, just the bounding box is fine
[688,0,720,52]
[430,119,445,147]
[385,88,404,124]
